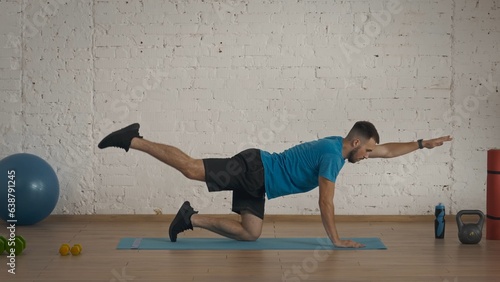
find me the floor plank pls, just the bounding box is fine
[0,216,499,282]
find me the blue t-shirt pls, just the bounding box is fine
[260,136,345,199]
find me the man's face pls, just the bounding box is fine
[347,138,377,163]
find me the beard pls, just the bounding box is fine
[347,147,360,163]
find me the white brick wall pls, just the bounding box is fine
[0,0,499,216]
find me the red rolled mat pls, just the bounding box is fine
[487,149,500,240]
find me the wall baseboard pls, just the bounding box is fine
[39,214,453,223]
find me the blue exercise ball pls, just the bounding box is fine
[0,153,60,225]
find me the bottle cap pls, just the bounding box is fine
[436,203,444,209]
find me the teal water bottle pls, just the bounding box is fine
[435,203,445,239]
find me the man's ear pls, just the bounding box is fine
[352,138,361,147]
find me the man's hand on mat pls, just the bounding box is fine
[334,239,365,248]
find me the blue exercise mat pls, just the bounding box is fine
[117,237,386,250]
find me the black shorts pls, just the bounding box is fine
[202,148,266,219]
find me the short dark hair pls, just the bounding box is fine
[346,121,380,144]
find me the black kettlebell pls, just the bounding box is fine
[456,210,485,244]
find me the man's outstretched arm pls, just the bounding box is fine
[318,176,364,248]
[370,135,452,158]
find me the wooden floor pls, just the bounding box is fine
[1,215,499,282]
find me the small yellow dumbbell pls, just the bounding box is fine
[59,244,71,256]
[70,244,82,256]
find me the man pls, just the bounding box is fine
[98,121,452,248]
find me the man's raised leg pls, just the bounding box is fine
[130,138,205,181]
[98,123,205,181]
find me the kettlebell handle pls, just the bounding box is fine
[456,210,485,231]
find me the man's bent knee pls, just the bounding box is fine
[183,159,205,181]
[238,224,262,241]
[239,211,263,241]
[238,231,261,241]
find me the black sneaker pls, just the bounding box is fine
[169,201,198,242]
[98,123,143,152]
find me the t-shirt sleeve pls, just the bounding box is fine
[318,154,342,183]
